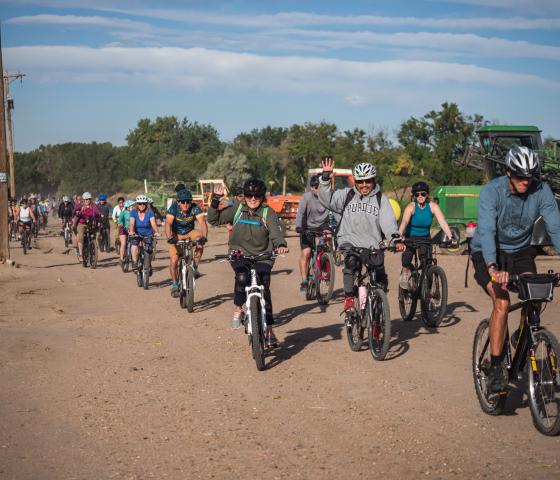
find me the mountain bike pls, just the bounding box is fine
[303,229,335,305]
[20,221,32,254]
[227,251,276,372]
[473,272,560,436]
[398,237,450,328]
[63,219,73,247]
[175,238,200,312]
[120,235,132,273]
[82,222,98,269]
[344,240,395,361]
[131,234,152,290]
[98,218,110,252]
[31,219,39,239]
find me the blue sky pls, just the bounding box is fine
[1,0,559,151]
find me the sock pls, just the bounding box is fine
[490,353,505,367]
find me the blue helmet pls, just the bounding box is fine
[98,194,107,201]
[124,200,135,208]
[176,189,193,202]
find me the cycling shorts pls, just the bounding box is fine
[299,232,314,250]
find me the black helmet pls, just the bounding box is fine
[412,181,430,195]
[174,183,186,193]
[176,189,193,202]
[243,178,266,197]
[309,175,320,187]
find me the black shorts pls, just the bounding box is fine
[299,232,315,250]
[471,246,537,293]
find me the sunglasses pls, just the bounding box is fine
[414,192,428,198]
[356,179,373,185]
[245,194,262,200]
[178,200,191,204]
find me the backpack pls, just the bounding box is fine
[233,203,269,230]
[334,189,382,236]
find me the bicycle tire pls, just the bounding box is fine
[472,319,507,415]
[305,261,314,301]
[527,329,560,436]
[317,252,335,305]
[346,295,364,352]
[367,288,391,361]
[249,295,266,371]
[420,265,448,328]
[186,266,195,312]
[179,261,187,309]
[398,270,418,322]
[64,228,69,248]
[122,243,131,273]
[22,229,27,255]
[142,253,150,290]
[82,239,89,267]
[89,239,98,269]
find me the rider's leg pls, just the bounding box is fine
[342,252,360,311]
[76,224,85,258]
[400,248,414,288]
[255,263,276,341]
[487,282,510,357]
[169,253,179,283]
[231,261,250,329]
[119,234,127,259]
[299,247,311,280]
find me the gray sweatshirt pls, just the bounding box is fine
[295,190,329,231]
[318,177,399,249]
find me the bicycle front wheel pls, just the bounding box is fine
[249,296,266,371]
[142,254,150,290]
[472,319,507,415]
[420,265,448,328]
[22,230,27,255]
[398,270,418,322]
[367,288,391,361]
[346,295,364,352]
[89,240,98,269]
[527,329,560,436]
[186,266,195,312]
[317,252,335,305]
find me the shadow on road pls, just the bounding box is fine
[195,292,234,312]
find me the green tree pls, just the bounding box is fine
[203,147,252,189]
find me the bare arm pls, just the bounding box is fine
[150,216,160,236]
[398,203,414,236]
[165,214,174,239]
[129,216,135,236]
[430,202,453,239]
[198,215,208,238]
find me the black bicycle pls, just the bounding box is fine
[303,229,335,305]
[120,235,132,273]
[131,234,152,290]
[473,272,560,436]
[398,237,450,328]
[344,241,395,361]
[98,217,110,252]
[82,222,98,269]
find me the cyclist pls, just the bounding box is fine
[28,196,40,232]
[8,198,17,238]
[295,174,330,293]
[318,156,405,314]
[165,189,208,297]
[398,181,455,288]
[129,195,160,271]
[96,194,112,248]
[117,199,135,262]
[58,195,74,235]
[73,192,101,262]
[208,179,288,347]
[112,197,125,244]
[470,146,560,393]
[16,198,36,249]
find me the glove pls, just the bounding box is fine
[167,237,177,245]
[197,236,208,245]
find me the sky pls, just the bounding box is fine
[1,0,559,151]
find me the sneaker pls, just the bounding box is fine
[343,296,355,312]
[170,283,179,298]
[487,364,508,394]
[399,270,411,290]
[231,309,243,329]
[194,268,201,279]
[266,333,279,349]
[299,280,308,293]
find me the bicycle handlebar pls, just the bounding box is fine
[226,251,278,263]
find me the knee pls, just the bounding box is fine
[493,297,510,314]
[343,254,359,274]
[235,271,249,290]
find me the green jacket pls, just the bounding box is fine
[207,200,286,264]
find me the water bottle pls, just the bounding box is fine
[466,222,477,239]
[359,286,367,310]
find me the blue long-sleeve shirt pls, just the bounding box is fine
[471,176,560,264]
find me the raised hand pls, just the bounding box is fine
[214,184,225,197]
[321,155,334,173]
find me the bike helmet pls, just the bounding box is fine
[243,178,266,197]
[411,181,430,195]
[176,189,193,202]
[98,194,106,201]
[174,183,186,193]
[124,199,135,208]
[352,162,376,181]
[135,194,148,204]
[82,192,92,200]
[309,175,320,188]
[62,195,70,202]
[505,146,539,178]
[147,197,153,204]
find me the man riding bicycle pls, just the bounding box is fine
[166,189,208,297]
[96,194,112,248]
[318,156,405,314]
[470,146,560,393]
[295,174,330,293]
[58,195,74,235]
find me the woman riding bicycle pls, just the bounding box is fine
[207,178,288,348]
[129,195,160,271]
[17,198,36,249]
[117,199,135,263]
[398,181,455,289]
[73,192,101,262]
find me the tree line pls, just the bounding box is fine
[15,102,489,196]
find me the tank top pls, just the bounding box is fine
[19,206,32,222]
[407,201,433,237]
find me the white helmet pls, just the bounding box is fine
[135,194,148,204]
[147,197,153,204]
[62,195,70,202]
[352,162,376,181]
[505,146,539,178]
[82,192,92,200]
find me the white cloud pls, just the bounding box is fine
[5,45,559,99]
[6,14,157,31]
[440,0,560,15]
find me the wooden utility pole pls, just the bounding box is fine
[4,72,25,198]
[0,29,9,261]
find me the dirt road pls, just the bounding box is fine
[1,225,559,479]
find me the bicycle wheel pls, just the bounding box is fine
[420,265,448,328]
[64,228,69,247]
[249,295,266,371]
[398,270,418,322]
[122,243,131,273]
[142,253,150,290]
[186,266,195,312]
[317,252,335,305]
[367,288,391,361]
[179,261,187,309]
[22,229,27,255]
[82,239,89,267]
[89,239,98,269]
[472,319,507,415]
[346,295,364,352]
[527,329,560,436]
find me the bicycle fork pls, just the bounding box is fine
[245,269,266,335]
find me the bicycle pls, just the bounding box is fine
[98,218,110,252]
[131,234,152,290]
[303,229,335,305]
[173,238,200,312]
[226,251,277,372]
[81,222,98,269]
[31,219,39,239]
[9,218,18,241]
[150,236,158,262]
[19,221,32,254]
[473,272,560,436]
[344,240,395,361]
[398,237,450,328]
[120,235,132,273]
[63,219,73,247]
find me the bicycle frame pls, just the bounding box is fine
[177,240,196,290]
[406,239,437,290]
[245,268,267,336]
